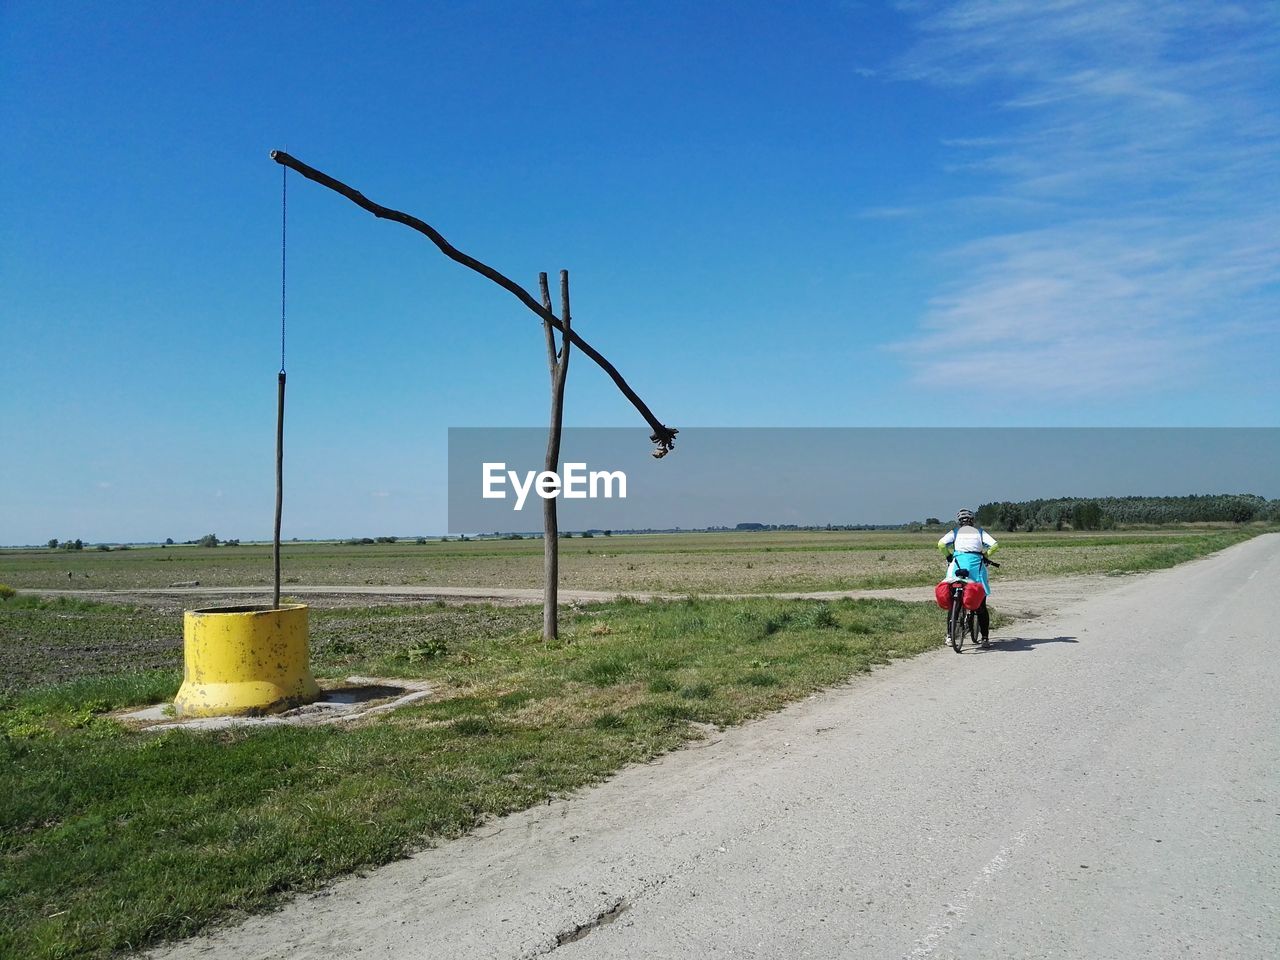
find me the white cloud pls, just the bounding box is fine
[889,1,1280,397]
[901,218,1279,392]
[857,205,920,220]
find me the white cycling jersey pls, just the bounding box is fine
[938,524,997,554]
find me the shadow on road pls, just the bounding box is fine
[976,635,1078,652]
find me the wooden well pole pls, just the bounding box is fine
[540,271,571,640]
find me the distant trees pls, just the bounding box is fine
[47,538,58,549]
[1070,502,1104,531]
[975,494,1275,532]
[52,539,84,551]
[197,534,219,548]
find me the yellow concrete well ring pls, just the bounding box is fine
[174,604,320,718]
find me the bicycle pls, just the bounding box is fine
[944,554,999,653]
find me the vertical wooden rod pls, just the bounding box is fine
[274,371,285,608]
[275,164,287,609]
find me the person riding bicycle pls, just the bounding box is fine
[938,509,998,645]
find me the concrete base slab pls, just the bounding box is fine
[119,676,432,732]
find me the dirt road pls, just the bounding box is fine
[152,535,1280,959]
[40,573,1111,619]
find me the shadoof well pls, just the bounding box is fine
[174,164,317,717]
[173,151,677,717]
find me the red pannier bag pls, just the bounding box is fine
[962,581,986,611]
[934,581,952,609]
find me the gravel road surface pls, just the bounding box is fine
[151,534,1279,960]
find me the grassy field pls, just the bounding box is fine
[2,595,942,959]
[0,526,1270,958]
[0,526,1268,595]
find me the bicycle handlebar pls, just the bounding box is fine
[946,553,1000,568]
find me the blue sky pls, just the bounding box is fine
[3,1,1277,542]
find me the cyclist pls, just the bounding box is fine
[937,509,998,646]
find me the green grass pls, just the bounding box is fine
[1,596,941,959]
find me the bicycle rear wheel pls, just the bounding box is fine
[949,594,965,653]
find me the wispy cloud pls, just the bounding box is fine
[857,205,920,220]
[889,1,1280,396]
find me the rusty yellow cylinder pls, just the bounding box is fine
[174,604,320,717]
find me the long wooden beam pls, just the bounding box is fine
[269,150,677,456]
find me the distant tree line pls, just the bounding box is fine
[190,534,239,547]
[731,523,900,532]
[974,494,1280,532]
[46,538,136,551]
